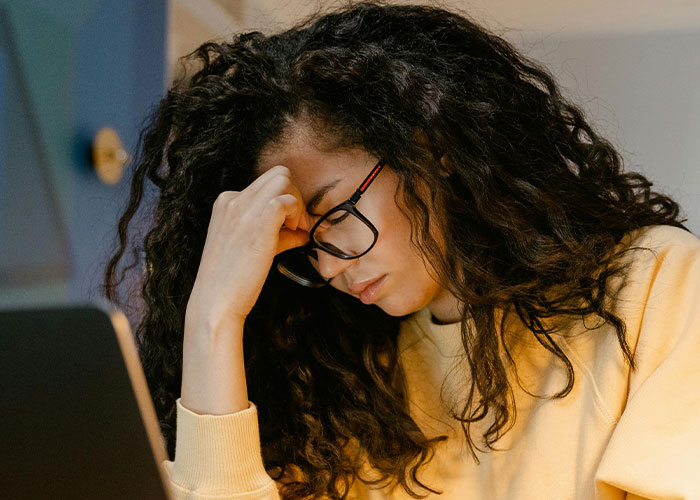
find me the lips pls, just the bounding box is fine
[359,274,387,305]
[349,275,385,295]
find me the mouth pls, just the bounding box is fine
[349,275,383,294]
[356,274,388,305]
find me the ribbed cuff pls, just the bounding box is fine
[169,398,274,494]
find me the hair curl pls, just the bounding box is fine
[102,2,690,498]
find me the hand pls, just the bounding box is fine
[185,165,312,335]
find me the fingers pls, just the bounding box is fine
[284,181,312,231]
[260,193,311,256]
[246,164,291,197]
[217,165,312,243]
[277,227,311,254]
[251,166,311,231]
[265,193,303,231]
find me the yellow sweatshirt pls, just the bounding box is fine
[162,224,700,499]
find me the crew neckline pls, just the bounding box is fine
[408,307,464,358]
[430,313,460,325]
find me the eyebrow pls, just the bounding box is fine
[306,179,342,214]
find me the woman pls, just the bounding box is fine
[102,2,700,499]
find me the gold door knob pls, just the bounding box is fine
[92,127,129,185]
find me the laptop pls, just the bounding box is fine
[0,304,172,500]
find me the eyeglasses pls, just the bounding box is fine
[274,159,386,287]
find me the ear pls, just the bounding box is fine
[413,127,430,147]
[439,153,454,178]
[413,127,453,178]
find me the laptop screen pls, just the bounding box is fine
[0,304,171,500]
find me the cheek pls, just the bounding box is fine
[373,201,436,290]
[371,177,412,245]
[366,204,446,315]
[372,199,414,255]
[365,172,440,278]
[375,198,443,279]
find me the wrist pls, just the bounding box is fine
[184,309,245,345]
[181,315,249,415]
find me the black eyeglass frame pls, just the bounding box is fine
[275,158,386,286]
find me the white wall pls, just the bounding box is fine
[509,28,700,234]
[169,0,700,234]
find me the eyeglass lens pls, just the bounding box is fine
[278,209,375,286]
[313,209,375,257]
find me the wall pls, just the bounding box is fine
[0,0,167,308]
[184,0,700,233]
[512,27,700,234]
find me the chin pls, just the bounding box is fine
[373,294,426,318]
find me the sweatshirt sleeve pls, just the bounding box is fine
[595,227,700,499]
[161,398,281,500]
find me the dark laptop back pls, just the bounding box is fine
[0,304,171,500]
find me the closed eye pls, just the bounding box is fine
[328,211,350,225]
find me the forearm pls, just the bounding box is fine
[180,315,249,415]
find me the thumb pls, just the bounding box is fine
[277,228,311,255]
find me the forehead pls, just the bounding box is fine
[256,123,374,191]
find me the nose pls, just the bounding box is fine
[315,250,355,282]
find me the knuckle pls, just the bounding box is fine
[226,196,239,210]
[266,194,295,214]
[267,197,283,211]
[225,192,240,205]
[214,191,233,207]
[271,164,291,175]
[273,173,291,189]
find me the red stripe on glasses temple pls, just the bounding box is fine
[359,161,384,192]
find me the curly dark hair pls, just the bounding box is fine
[102,1,690,498]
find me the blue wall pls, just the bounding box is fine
[0,0,167,308]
